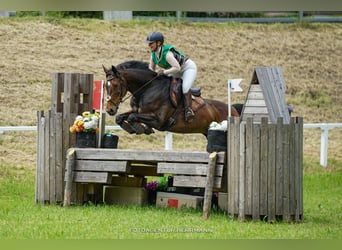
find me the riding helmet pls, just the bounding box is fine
[146,31,164,44]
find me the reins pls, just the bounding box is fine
[120,74,160,103]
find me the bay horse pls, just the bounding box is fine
[103,60,240,136]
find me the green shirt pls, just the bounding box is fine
[151,45,187,69]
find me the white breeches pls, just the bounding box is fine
[171,59,197,93]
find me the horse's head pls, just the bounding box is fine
[103,65,127,116]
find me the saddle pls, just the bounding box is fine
[169,78,205,112]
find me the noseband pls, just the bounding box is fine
[106,73,125,109]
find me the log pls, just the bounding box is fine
[203,151,217,219]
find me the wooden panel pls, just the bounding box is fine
[243,106,269,114]
[74,148,225,164]
[267,124,276,221]
[245,99,266,107]
[249,84,262,92]
[238,122,246,220]
[173,176,222,189]
[282,124,290,221]
[247,91,264,100]
[55,113,64,203]
[244,118,253,215]
[255,67,290,124]
[36,110,45,204]
[157,162,224,176]
[252,123,260,220]
[75,160,128,172]
[259,118,268,216]
[275,118,284,215]
[73,172,112,184]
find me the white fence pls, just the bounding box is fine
[1,123,341,168]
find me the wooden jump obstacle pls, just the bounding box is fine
[225,66,303,222]
[36,67,303,222]
[63,148,226,218]
[36,73,94,204]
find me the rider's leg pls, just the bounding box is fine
[181,60,197,122]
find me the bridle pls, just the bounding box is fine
[106,73,124,106]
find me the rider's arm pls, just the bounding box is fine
[163,51,181,75]
[149,56,156,71]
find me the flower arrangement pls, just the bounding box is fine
[145,176,168,191]
[69,111,100,133]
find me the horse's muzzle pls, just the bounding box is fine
[106,107,118,116]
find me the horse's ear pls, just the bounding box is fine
[102,65,108,73]
[111,65,120,76]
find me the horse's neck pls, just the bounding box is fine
[122,70,156,93]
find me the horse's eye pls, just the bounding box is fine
[106,96,111,101]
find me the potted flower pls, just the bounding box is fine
[145,176,168,205]
[69,111,100,148]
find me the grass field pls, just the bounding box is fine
[0,158,341,239]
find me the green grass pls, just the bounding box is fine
[0,162,341,239]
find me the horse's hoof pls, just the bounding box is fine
[132,123,144,134]
[120,121,136,134]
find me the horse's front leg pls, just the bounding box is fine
[115,111,137,134]
[127,112,161,134]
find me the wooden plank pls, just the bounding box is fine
[55,113,64,203]
[249,84,262,92]
[297,117,304,218]
[289,121,296,217]
[51,73,64,114]
[275,118,284,215]
[49,110,56,204]
[75,160,128,172]
[157,162,223,176]
[245,99,266,107]
[282,124,290,221]
[259,118,268,216]
[233,116,240,215]
[245,118,253,215]
[36,110,45,204]
[73,148,225,163]
[73,172,112,184]
[203,152,217,219]
[243,106,269,114]
[227,117,236,216]
[238,122,246,221]
[63,148,75,207]
[267,124,276,222]
[173,176,222,188]
[44,110,50,203]
[252,123,260,220]
[246,91,264,100]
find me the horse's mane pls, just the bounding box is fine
[116,60,150,71]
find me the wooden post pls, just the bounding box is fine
[203,152,217,219]
[63,148,75,207]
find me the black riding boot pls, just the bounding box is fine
[183,91,195,122]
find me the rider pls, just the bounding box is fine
[146,31,197,122]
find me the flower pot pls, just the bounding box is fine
[147,190,157,205]
[206,129,227,153]
[76,132,96,148]
[102,133,119,148]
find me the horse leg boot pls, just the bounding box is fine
[183,91,195,122]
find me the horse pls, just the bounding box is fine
[103,60,240,137]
